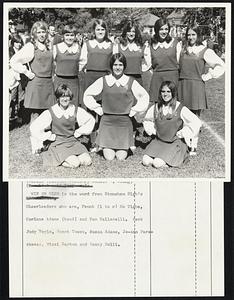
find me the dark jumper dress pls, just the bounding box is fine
[144,103,189,167]
[96,76,135,150]
[42,106,88,166]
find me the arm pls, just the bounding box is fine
[176,106,202,147]
[74,107,95,138]
[130,80,150,116]
[79,42,88,72]
[10,42,35,79]
[176,41,182,63]
[142,42,152,72]
[143,104,156,136]
[202,48,225,81]
[83,77,104,115]
[29,110,55,154]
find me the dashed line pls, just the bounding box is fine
[194,182,198,296]
[201,120,225,148]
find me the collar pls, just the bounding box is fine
[105,74,129,87]
[36,41,47,51]
[187,45,205,55]
[152,38,174,50]
[120,42,141,52]
[57,42,79,54]
[52,103,75,119]
[89,39,111,49]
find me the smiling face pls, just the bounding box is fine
[161,85,172,103]
[63,32,75,46]
[187,29,198,46]
[158,24,169,40]
[112,59,124,77]
[58,95,71,110]
[36,28,47,43]
[126,27,136,42]
[95,24,106,42]
[13,41,22,50]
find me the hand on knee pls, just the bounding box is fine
[79,153,92,166]
[116,150,127,161]
[152,157,166,168]
[64,155,81,168]
[142,155,153,166]
[103,148,115,161]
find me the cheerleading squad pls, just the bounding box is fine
[9,18,225,169]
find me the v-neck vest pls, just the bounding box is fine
[30,47,53,77]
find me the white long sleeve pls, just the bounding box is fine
[142,42,152,72]
[143,105,156,135]
[179,106,202,138]
[10,42,34,74]
[75,107,95,136]
[203,48,225,80]
[79,42,88,71]
[131,80,149,113]
[83,77,104,111]
[176,41,182,63]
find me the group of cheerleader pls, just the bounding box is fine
[9,17,225,169]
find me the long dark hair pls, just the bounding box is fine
[151,18,172,45]
[91,19,110,42]
[120,20,143,47]
[155,81,178,120]
[182,25,204,53]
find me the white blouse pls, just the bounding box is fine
[146,38,182,67]
[186,45,225,81]
[53,42,80,59]
[30,104,95,154]
[83,74,149,117]
[143,102,202,147]
[10,42,46,76]
[79,39,113,71]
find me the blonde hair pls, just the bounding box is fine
[30,21,50,50]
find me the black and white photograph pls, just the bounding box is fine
[3,3,230,179]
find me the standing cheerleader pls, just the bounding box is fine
[148,18,181,103]
[30,84,95,168]
[10,21,55,122]
[53,24,81,106]
[143,81,201,168]
[79,19,113,91]
[178,25,225,117]
[83,53,149,161]
[118,20,150,86]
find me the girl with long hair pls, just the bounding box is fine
[142,81,201,168]
[178,25,225,117]
[10,21,55,122]
[147,18,182,103]
[83,53,149,161]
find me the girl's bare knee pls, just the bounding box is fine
[79,153,92,166]
[152,157,166,168]
[65,155,80,168]
[142,155,153,166]
[103,148,115,161]
[116,150,127,161]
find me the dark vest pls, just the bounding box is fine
[119,44,144,75]
[102,76,134,115]
[30,47,53,77]
[55,43,80,76]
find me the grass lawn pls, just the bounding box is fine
[8,75,226,179]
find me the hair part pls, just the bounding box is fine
[155,81,177,119]
[121,20,143,47]
[62,24,77,35]
[109,53,127,71]
[151,18,172,45]
[30,21,50,50]
[91,19,110,42]
[55,84,73,101]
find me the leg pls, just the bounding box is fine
[103,148,116,161]
[142,154,153,166]
[78,152,92,166]
[116,150,128,161]
[152,157,167,168]
[62,155,81,168]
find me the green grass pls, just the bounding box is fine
[8,75,226,179]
